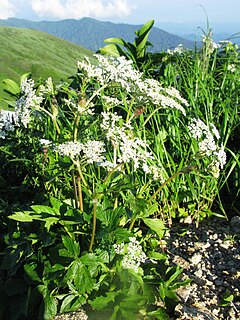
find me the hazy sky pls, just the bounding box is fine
[1,0,240,27]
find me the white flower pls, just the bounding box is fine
[0,110,16,138]
[15,79,43,127]
[214,146,227,169]
[167,44,185,55]
[55,140,106,164]
[114,237,147,273]
[78,55,188,115]
[54,141,83,159]
[39,139,52,147]
[81,140,106,164]
[188,118,227,175]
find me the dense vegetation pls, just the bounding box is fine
[0,20,239,319]
[0,26,93,109]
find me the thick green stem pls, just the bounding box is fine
[73,112,81,142]
[77,175,83,212]
[72,170,78,209]
[89,198,97,252]
[75,160,90,191]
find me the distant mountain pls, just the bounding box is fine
[0,26,93,109]
[156,21,240,45]
[0,17,195,52]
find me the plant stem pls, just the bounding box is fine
[72,170,78,209]
[89,197,97,252]
[129,216,136,232]
[77,175,83,211]
[148,171,182,202]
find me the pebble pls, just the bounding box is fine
[166,216,240,320]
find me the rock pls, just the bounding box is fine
[230,216,240,232]
[190,253,202,265]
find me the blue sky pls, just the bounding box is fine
[1,0,240,32]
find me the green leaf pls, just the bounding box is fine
[98,43,124,57]
[134,20,154,58]
[49,197,62,211]
[20,72,31,83]
[42,291,57,319]
[165,265,183,287]
[31,205,59,215]
[147,251,168,261]
[143,218,167,239]
[67,260,94,294]
[89,292,118,310]
[104,37,128,47]
[147,308,170,319]
[44,217,59,231]
[9,211,34,222]
[24,264,42,283]
[2,78,21,95]
[60,294,77,314]
[62,236,80,259]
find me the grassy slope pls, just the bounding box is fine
[0,26,93,109]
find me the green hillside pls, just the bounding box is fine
[0,26,93,109]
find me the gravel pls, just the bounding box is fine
[166,216,240,320]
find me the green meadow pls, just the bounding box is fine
[0,26,93,108]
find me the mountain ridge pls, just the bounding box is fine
[0,17,195,52]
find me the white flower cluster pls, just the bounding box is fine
[102,95,123,108]
[15,79,43,127]
[0,110,15,139]
[101,111,161,176]
[114,237,147,273]
[167,44,185,55]
[55,141,83,159]
[39,138,52,148]
[188,118,227,178]
[54,140,106,164]
[78,54,188,115]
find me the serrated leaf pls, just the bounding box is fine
[31,205,59,215]
[9,211,34,222]
[44,217,59,231]
[143,218,167,239]
[67,260,94,294]
[62,236,80,259]
[24,264,42,283]
[49,197,62,211]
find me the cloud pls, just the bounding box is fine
[30,0,134,20]
[0,0,16,19]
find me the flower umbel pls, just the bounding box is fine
[114,237,147,273]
